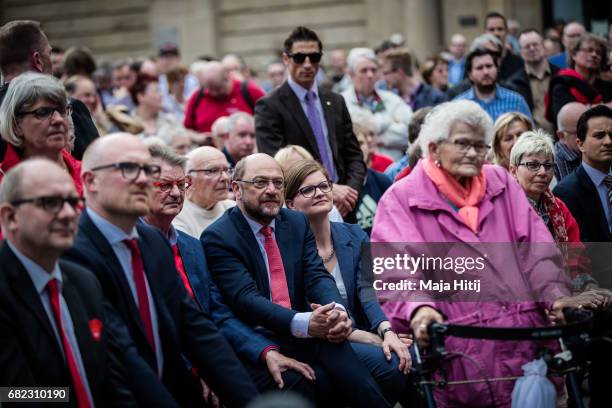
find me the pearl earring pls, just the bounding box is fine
[435,160,441,168]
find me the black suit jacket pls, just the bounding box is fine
[0,242,134,407]
[553,165,612,243]
[255,81,366,192]
[0,82,99,160]
[63,210,258,407]
[201,207,345,336]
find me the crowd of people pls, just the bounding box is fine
[0,11,611,408]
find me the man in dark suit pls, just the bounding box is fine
[202,153,391,407]
[255,26,366,220]
[141,143,316,400]
[63,134,258,407]
[0,20,98,160]
[0,159,134,407]
[554,105,612,243]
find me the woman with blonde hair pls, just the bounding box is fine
[491,111,532,168]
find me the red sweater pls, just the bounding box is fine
[183,79,265,133]
[370,152,394,173]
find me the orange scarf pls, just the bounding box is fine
[422,158,487,233]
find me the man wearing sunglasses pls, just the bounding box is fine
[255,26,366,222]
[0,159,136,406]
[63,134,258,407]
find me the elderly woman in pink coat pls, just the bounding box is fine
[371,100,585,407]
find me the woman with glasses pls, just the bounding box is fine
[509,130,601,293]
[491,111,533,169]
[284,159,411,405]
[547,33,612,124]
[371,101,576,407]
[0,72,82,195]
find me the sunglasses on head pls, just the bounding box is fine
[288,52,322,64]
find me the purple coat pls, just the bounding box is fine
[371,161,571,408]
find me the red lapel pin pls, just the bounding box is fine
[89,318,103,342]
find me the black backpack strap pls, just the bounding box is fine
[240,80,255,111]
[190,86,206,129]
[0,138,6,162]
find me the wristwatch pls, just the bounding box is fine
[379,327,394,339]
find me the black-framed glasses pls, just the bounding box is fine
[17,105,72,120]
[152,177,193,192]
[519,161,554,172]
[288,52,322,64]
[236,178,284,190]
[90,162,161,181]
[297,181,333,198]
[444,139,490,154]
[11,195,84,213]
[189,166,233,178]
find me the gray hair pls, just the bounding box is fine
[226,111,254,135]
[418,100,493,157]
[347,47,377,72]
[148,142,187,171]
[0,72,71,148]
[469,33,503,52]
[0,161,27,203]
[509,129,554,167]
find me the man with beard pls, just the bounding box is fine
[201,153,397,407]
[63,133,258,407]
[454,48,531,122]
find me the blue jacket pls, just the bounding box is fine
[176,230,276,364]
[331,222,387,332]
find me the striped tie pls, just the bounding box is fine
[604,175,612,208]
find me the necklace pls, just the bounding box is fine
[319,246,335,263]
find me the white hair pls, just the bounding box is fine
[347,47,377,72]
[418,100,493,157]
[469,33,503,52]
[509,129,554,167]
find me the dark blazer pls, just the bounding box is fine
[0,83,99,160]
[507,63,560,111]
[553,165,612,243]
[63,210,258,408]
[0,242,134,407]
[331,222,387,332]
[177,230,276,364]
[255,81,366,192]
[201,207,344,336]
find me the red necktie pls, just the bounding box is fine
[124,239,156,352]
[260,226,291,308]
[172,244,194,300]
[47,279,92,408]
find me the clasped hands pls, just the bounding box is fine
[308,302,352,342]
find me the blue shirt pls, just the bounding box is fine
[448,57,466,86]
[287,76,338,180]
[87,208,164,373]
[453,84,533,122]
[581,162,612,231]
[8,241,95,407]
[384,155,409,181]
[549,52,568,69]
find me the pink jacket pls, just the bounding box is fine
[372,161,571,408]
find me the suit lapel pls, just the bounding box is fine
[273,214,295,304]
[80,212,151,348]
[330,224,355,310]
[230,208,271,296]
[280,82,320,156]
[318,87,339,160]
[177,232,209,312]
[577,166,611,239]
[3,245,63,356]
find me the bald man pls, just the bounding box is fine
[549,22,586,69]
[173,146,236,238]
[0,159,135,406]
[554,102,588,180]
[183,60,265,133]
[63,134,258,407]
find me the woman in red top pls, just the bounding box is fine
[0,72,82,195]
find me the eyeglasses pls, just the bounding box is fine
[578,47,603,57]
[297,181,333,198]
[519,161,555,172]
[444,139,490,154]
[90,162,161,181]
[288,52,322,64]
[11,195,84,213]
[152,177,192,192]
[236,178,284,190]
[17,105,72,120]
[189,167,233,178]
